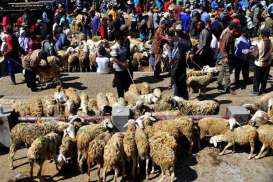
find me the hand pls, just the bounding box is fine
[123,62,128,69]
[223,58,229,64]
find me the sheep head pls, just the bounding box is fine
[64,124,76,139]
[102,118,114,129]
[228,117,241,130]
[268,98,273,111]
[249,110,269,126]
[135,112,157,128]
[209,135,225,147]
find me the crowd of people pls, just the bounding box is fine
[1,0,273,97]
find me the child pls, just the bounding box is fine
[96,46,111,74]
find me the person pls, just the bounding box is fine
[170,26,191,99]
[4,26,21,85]
[111,33,132,97]
[2,13,10,32]
[251,28,273,96]
[234,28,251,89]
[54,26,69,51]
[41,34,56,56]
[90,9,100,36]
[180,8,191,33]
[196,19,214,67]
[217,22,238,94]
[96,46,111,74]
[152,20,169,79]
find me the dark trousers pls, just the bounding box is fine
[113,70,131,98]
[253,65,270,94]
[25,69,37,89]
[173,81,189,100]
[234,58,249,86]
[154,54,161,78]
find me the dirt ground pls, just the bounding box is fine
[1,72,273,182]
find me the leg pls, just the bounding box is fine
[113,168,118,182]
[248,141,255,160]
[253,65,261,93]
[219,143,233,155]
[255,144,268,159]
[137,157,140,176]
[8,143,16,169]
[102,166,108,182]
[97,164,101,182]
[260,66,270,93]
[159,167,165,182]
[87,161,91,182]
[217,64,225,86]
[132,157,137,178]
[223,63,231,91]
[170,170,175,182]
[29,160,34,179]
[151,161,156,174]
[145,158,149,180]
[37,161,44,181]
[242,60,249,86]
[53,154,60,171]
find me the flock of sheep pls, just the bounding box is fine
[7,79,273,181]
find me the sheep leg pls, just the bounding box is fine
[37,161,44,181]
[170,170,175,182]
[219,143,233,156]
[151,161,155,174]
[102,166,108,182]
[97,164,102,182]
[53,155,60,171]
[132,157,137,179]
[159,167,165,182]
[87,161,91,182]
[8,143,16,169]
[145,158,149,180]
[188,138,194,155]
[255,144,268,159]
[29,160,34,179]
[113,168,118,182]
[137,156,140,176]
[248,141,255,160]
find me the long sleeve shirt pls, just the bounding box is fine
[255,39,273,67]
[219,28,234,59]
[234,35,251,60]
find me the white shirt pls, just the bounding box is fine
[96,57,111,74]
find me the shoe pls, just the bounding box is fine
[31,87,38,92]
[249,92,259,96]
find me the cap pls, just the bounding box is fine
[120,24,128,32]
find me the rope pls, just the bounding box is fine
[8,57,24,68]
[189,55,203,70]
[127,68,135,85]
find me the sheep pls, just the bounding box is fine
[128,84,140,95]
[78,92,89,115]
[64,98,78,116]
[124,91,140,107]
[209,125,258,160]
[87,132,112,182]
[249,110,271,127]
[105,92,118,107]
[149,134,176,182]
[186,73,213,94]
[79,49,90,72]
[76,119,114,173]
[123,120,138,179]
[267,98,273,121]
[103,133,126,182]
[68,51,80,72]
[41,96,58,116]
[89,51,97,71]
[64,87,81,107]
[135,124,150,179]
[87,98,98,115]
[187,69,207,77]
[27,132,62,180]
[12,97,43,117]
[9,121,75,169]
[140,88,162,105]
[171,96,219,115]
[96,92,110,115]
[255,125,273,159]
[243,91,273,113]
[35,64,61,86]
[12,99,31,116]
[57,129,77,170]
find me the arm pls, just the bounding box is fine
[111,57,128,69]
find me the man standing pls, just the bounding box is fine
[4,26,21,85]
[252,28,273,96]
[217,22,238,94]
[90,9,100,36]
[152,20,169,79]
[111,33,132,98]
[170,27,191,99]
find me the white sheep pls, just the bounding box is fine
[197,117,240,149]
[249,110,270,127]
[76,119,114,173]
[9,121,75,169]
[123,120,138,179]
[78,92,89,115]
[149,133,176,182]
[255,125,273,159]
[27,132,62,180]
[243,91,273,113]
[186,73,213,94]
[96,92,110,115]
[209,125,257,159]
[87,132,112,182]
[103,133,126,182]
[140,88,162,105]
[105,92,118,107]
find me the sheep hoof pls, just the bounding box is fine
[247,156,252,160]
[255,156,260,160]
[218,153,224,156]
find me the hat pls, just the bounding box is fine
[174,24,182,31]
[82,8,88,13]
